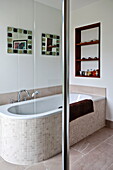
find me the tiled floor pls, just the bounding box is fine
[0,127,113,170]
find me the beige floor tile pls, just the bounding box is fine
[71,138,90,153]
[0,160,26,170]
[71,142,113,170]
[72,127,113,154]
[0,157,4,163]
[25,162,47,170]
[44,159,62,170]
[92,127,113,140]
[44,154,62,170]
[70,149,83,164]
[105,135,113,145]
[72,136,102,154]
[95,142,113,157]
[107,164,113,170]
[44,148,83,170]
[71,148,101,170]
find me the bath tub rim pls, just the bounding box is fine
[0,93,105,120]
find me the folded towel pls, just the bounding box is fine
[70,99,94,122]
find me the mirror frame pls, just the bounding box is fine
[7,26,32,54]
[42,33,60,56]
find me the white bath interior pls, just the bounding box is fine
[1,93,92,117]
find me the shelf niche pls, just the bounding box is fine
[75,22,101,78]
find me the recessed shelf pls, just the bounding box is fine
[75,22,100,78]
[76,40,99,46]
[76,58,99,62]
[76,75,100,78]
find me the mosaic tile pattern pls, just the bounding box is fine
[42,33,60,56]
[1,127,113,170]
[0,98,105,165]
[70,99,106,146]
[7,27,32,54]
[1,113,62,165]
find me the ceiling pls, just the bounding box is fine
[35,0,101,11]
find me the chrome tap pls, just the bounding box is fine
[32,91,39,97]
[18,89,30,102]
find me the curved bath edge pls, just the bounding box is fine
[0,94,106,165]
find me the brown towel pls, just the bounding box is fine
[70,99,94,122]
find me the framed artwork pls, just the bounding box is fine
[13,40,27,50]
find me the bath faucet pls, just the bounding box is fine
[32,91,39,97]
[18,89,30,102]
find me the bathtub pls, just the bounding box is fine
[0,93,93,119]
[0,93,106,165]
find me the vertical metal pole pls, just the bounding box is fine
[62,0,70,170]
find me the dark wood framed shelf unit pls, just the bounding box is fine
[75,23,100,78]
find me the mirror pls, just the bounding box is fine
[0,0,62,94]
[42,33,60,55]
[7,27,32,54]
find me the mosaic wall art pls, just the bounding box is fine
[7,27,32,54]
[42,33,60,56]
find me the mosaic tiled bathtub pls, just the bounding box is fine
[0,93,105,165]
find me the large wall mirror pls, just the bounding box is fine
[42,33,60,56]
[7,27,32,54]
[0,0,62,94]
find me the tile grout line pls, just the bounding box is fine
[70,134,113,166]
[71,154,85,166]
[104,141,113,146]
[107,162,113,170]
[80,143,90,152]
[71,148,86,156]
[81,134,113,155]
[72,140,87,152]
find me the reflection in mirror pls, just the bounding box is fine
[7,27,32,54]
[42,33,60,55]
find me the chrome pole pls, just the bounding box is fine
[62,0,70,170]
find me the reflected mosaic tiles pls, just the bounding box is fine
[42,33,60,56]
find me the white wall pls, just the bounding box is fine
[34,2,62,88]
[0,0,62,93]
[70,0,113,121]
[0,0,34,93]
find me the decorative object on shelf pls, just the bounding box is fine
[7,27,32,54]
[75,22,100,78]
[88,57,92,59]
[92,70,96,77]
[82,57,86,59]
[94,56,98,59]
[79,71,82,75]
[82,71,85,76]
[42,33,60,56]
[79,69,99,77]
[81,57,98,61]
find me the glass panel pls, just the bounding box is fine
[33,1,62,169]
[0,0,63,169]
